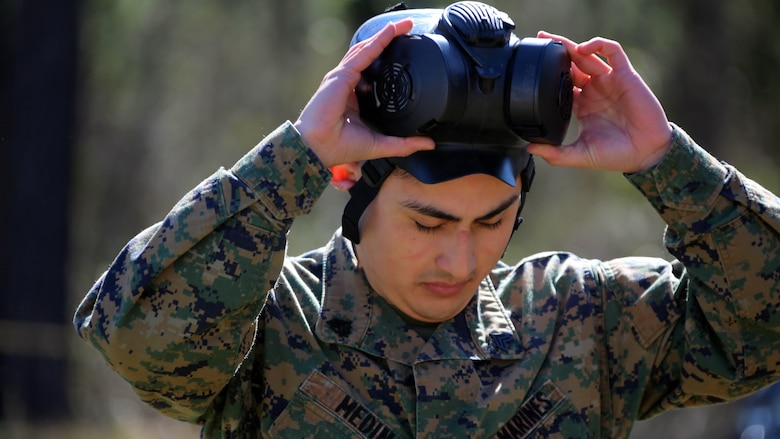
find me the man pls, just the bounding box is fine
[74,3,780,438]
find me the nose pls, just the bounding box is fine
[436,229,476,281]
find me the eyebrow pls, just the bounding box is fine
[400,193,520,223]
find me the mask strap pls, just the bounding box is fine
[341,159,395,244]
[509,155,535,241]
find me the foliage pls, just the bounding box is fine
[68,1,779,437]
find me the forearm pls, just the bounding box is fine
[73,121,330,420]
[627,124,780,397]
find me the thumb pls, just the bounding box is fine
[526,142,567,165]
[527,140,592,169]
[367,134,435,161]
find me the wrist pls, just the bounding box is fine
[631,123,674,174]
[292,119,331,168]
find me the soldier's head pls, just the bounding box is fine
[330,151,528,322]
[328,1,570,322]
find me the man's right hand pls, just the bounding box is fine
[294,19,434,170]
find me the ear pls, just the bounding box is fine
[329,162,362,192]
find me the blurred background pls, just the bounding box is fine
[1,0,779,438]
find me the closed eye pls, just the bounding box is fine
[414,221,443,234]
[479,218,503,230]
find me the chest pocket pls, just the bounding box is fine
[268,370,402,439]
[493,380,591,439]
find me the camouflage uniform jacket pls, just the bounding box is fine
[75,121,780,438]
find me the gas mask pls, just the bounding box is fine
[342,1,573,244]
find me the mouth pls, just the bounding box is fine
[421,281,470,297]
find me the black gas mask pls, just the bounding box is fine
[342,1,573,244]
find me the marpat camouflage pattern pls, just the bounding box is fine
[75,121,780,438]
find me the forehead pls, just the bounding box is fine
[381,169,521,209]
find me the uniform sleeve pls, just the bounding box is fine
[623,123,780,417]
[73,121,330,422]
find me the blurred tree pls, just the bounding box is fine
[662,0,730,157]
[0,0,78,423]
[65,0,780,437]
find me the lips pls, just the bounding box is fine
[421,281,469,297]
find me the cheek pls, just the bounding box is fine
[482,240,507,267]
[359,208,415,265]
[474,227,514,266]
[362,228,435,280]
[381,227,433,265]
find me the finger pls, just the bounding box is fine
[537,31,612,79]
[367,134,435,161]
[577,37,633,72]
[536,31,576,49]
[325,19,413,97]
[570,48,613,77]
[526,142,588,169]
[537,31,580,62]
[570,63,590,90]
[526,142,561,160]
[341,19,413,73]
[525,143,569,167]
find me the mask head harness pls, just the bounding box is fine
[342,1,572,243]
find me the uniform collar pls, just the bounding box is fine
[315,230,524,365]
